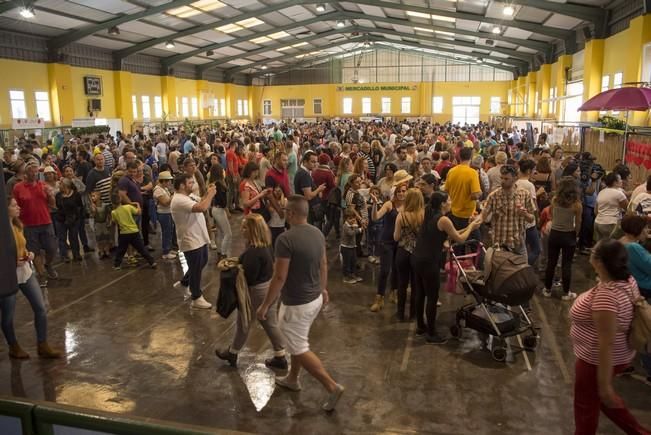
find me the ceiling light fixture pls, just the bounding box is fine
[108,26,120,35]
[261,65,267,70]
[492,26,501,34]
[477,58,484,63]
[503,5,515,16]
[336,20,345,28]
[363,41,370,47]
[165,41,176,48]
[19,5,35,18]
[206,50,214,56]
[316,4,325,12]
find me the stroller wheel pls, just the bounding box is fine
[523,335,539,350]
[450,325,462,339]
[492,346,507,362]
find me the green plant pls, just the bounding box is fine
[183,118,194,134]
[598,115,626,131]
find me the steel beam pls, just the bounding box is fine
[502,0,605,23]
[47,0,199,50]
[115,0,315,59]
[165,11,342,67]
[351,0,572,40]
[228,34,524,74]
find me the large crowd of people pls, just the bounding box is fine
[2,119,650,427]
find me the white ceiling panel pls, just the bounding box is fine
[119,21,174,38]
[455,19,480,32]
[485,2,521,20]
[78,35,132,50]
[391,24,416,34]
[339,2,362,13]
[247,54,267,61]
[70,0,143,15]
[41,0,116,21]
[456,0,488,14]
[149,13,195,28]
[213,46,246,56]
[258,50,284,58]
[503,27,533,39]
[279,5,313,21]
[258,11,292,26]
[176,35,215,46]
[153,41,195,53]
[108,30,150,43]
[194,29,234,42]
[0,17,64,36]
[490,51,511,58]
[184,12,223,25]
[181,56,211,64]
[494,40,517,49]
[141,47,175,57]
[358,4,386,17]
[221,0,261,7]
[233,41,261,51]
[402,0,429,7]
[226,58,253,65]
[516,46,538,54]
[515,6,551,23]
[6,9,88,29]
[544,13,583,29]
[383,33,403,41]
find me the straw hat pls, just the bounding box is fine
[43,166,56,174]
[158,171,173,180]
[392,169,413,186]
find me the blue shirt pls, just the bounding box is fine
[183,140,194,155]
[625,242,651,294]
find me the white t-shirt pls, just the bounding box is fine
[153,185,172,214]
[170,193,210,252]
[516,179,537,229]
[595,187,627,225]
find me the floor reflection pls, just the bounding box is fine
[240,363,275,412]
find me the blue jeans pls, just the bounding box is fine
[525,226,542,266]
[158,213,174,255]
[181,245,209,300]
[376,242,397,296]
[0,273,48,345]
[367,222,383,257]
[579,205,595,249]
[340,246,356,277]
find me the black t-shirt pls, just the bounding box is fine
[239,246,273,286]
[294,167,318,207]
[55,192,83,225]
[413,212,446,263]
[76,161,92,184]
[212,181,228,208]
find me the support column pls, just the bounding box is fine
[161,76,177,121]
[516,76,526,116]
[581,39,605,122]
[196,80,209,120]
[526,72,536,117]
[224,84,233,118]
[538,64,552,118]
[47,63,74,126]
[113,71,133,133]
[624,14,651,126]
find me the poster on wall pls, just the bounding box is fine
[12,118,45,129]
[84,76,102,95]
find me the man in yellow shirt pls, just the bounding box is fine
[111,200,156,270]
[444,147,482,239]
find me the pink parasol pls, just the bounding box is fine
[578,86,651,111]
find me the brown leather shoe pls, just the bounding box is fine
[37,342,62,359]
[9,343,30,359]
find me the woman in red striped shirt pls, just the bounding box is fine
[570,239,650,435]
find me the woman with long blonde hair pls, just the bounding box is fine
[393,188,424,321]
[216,213,287,370]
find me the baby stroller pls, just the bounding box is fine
[447,240,540,362]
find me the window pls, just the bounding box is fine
[263,100,272,116]
[34,91,51,121]
[313,98,322,115]
[401,97,411,114]
[452,96,480,125]
[343,97,352,114]
[9,90,26,119]
[361,97,371,114]
[237,99,243,116]
[141,96,151,119]
[212,98,219,116]
[243,99,249,116]
[432,96,443,114]
[237,99,248,116]
[612,72,623,115]
[549,87,557,115]
[220,98,226,117]
[154,96,163,118]
[381,97,391,114]
[191,97,198,117]
[131,95,138,119]
[280,99,305,118]
[175,97,179,117]
[490,96,500,114]
[563,81,583,123]
[181,97,189,117]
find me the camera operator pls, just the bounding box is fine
[575,153,603,255]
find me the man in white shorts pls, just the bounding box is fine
[257,195,344,412]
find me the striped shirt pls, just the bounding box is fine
[102,149,115,173]
[570,277,639,366]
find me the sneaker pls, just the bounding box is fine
[275,376,302,392]
[354,275,363,283]
[436,300,442,307]
[343,277,357,284]
[425,334,448,345]
[39,279,48,288]
[174,281,192,300]
[542,288,552,298]
[46,269,58,280]
[322,384,345,412]
[191,295,212,309]
[561,292,577,301]
[113,265,122,271]
[149,262,158,269]
[415,327,427,337]
[209,242,218,250]
[162,253,176,260]
[265,356,288,370]
[127,256,138,265]
[215,349,238,367]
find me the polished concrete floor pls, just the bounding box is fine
[1,218,650,434]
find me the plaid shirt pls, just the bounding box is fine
[483,187,536,248]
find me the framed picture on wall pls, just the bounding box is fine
[84,76,102,95]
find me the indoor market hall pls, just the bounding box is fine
[0,1,651,434]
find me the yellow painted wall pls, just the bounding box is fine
[69,67,117,119]
[0,59,50,127]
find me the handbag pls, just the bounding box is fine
[216,268,238,319]
[627,291,651,354]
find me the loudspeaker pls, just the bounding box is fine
[88,99,101,111]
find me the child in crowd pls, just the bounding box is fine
[267,185,287,247]
[90,191,112,259]
[366,185,384,265]
[341,208,362,284]
[111,198,157,270]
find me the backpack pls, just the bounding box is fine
[629,296,651,354]
[327,186,342,206]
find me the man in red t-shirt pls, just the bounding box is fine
[225,141,241,211]
[265,151,290,197]
[12,160,58,285]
